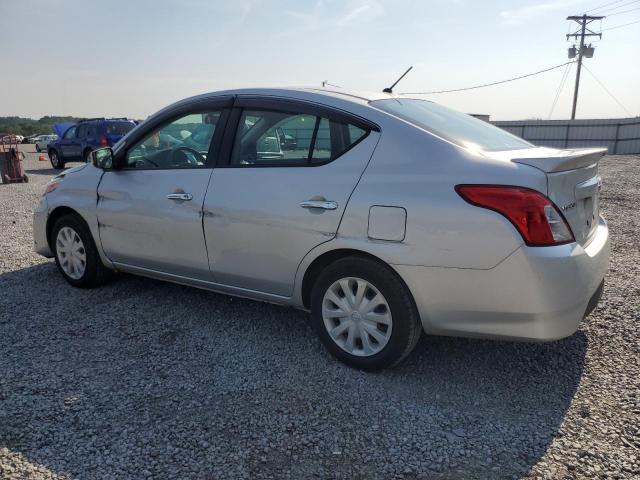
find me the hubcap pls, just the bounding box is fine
[56,226,86,280]
[322,277,392,357]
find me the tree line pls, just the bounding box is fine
[0,116,83,136]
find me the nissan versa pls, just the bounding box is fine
[33,88,610,370]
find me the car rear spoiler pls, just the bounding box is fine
[511,147,607,173]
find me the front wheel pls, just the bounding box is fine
[310,256,422,370]
[52,214,109,288]
[49,150,64,169]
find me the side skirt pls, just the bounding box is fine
[111,262,302,309]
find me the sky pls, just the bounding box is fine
[0,0,638,120]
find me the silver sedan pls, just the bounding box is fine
[33,88,609,370]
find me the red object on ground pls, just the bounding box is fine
[39,155,46,162]
[0,133,28,184]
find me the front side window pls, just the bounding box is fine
[125,111,221,169]
[63,126,76,139]
[371,99,532,152]
[230,108,369,167]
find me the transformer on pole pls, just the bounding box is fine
[566,14,604,119]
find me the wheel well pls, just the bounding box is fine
[46,206,81,249]
[301,249,390,309]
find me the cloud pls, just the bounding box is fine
[336,1,383,27]
[500,0,583,25]
[282,0,383,36]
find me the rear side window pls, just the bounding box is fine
[106,122,135,135]
[371,99,531,152]
[76,124,88,138]
[230,109,369,167]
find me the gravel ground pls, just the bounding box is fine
[1,147,638,480]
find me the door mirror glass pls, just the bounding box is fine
[91,147,114,169]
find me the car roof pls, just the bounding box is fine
[183,86,405,106]
[77,118,133,123]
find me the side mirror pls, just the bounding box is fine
[91,147,114,170]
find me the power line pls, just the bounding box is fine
[399,61,574,95]
[548,62,573,119]
[600,17,640,29]
[587,0,627,13]
[606,5,640,15]
[582,63,633,116]
[596,0,640,14]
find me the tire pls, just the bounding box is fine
[22,174,29,183]
[36,145,40,152]
[49,150,64,169]
[310,256,422,370]
[83,149,92,163]
[51,214,109,288]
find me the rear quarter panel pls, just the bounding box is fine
[335,118,549,270]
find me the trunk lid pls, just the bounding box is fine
[508,147,606,246]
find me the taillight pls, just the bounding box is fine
[455,185,574,246]
[100,135,108,147]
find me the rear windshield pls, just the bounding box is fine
[106,122,135,135]
[370,99,532,152]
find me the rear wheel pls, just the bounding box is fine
[310,256,421,370]
[52,214,108,288]
[83,148,93,163]
[49,150,64,169]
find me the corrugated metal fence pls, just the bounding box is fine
[492,117,640,154]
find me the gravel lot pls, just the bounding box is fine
[1,146,638,479]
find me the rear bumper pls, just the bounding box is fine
[394,217,610,341]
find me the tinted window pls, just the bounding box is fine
[125,111,221,169]
[76,124,88,138]
[106,122,135,135]
[371,99,531,152]
[63,126,76,139]
[231,108,369,167]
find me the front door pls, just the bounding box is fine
[59,125,81,160]
[203,99,379,296]
[97,108,226,279]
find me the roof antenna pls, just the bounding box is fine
[383,66,413,93]
[322,80,342,88]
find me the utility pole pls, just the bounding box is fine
[567,14,604,119]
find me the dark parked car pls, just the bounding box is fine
[48,118,136,169]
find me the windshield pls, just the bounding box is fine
[371,98,532,152]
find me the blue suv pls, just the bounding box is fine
[48,118,136,169]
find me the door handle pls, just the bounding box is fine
[300,200,338,210]
[166,193,193,201]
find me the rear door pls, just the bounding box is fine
[97,100,230,279]
[203,97,380,296]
